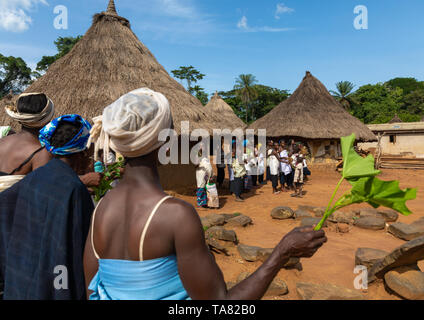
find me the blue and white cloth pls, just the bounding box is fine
[39,114,92,156]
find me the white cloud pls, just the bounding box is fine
[0,0,48,32]
[275,3,294,19]
[237,15,292,33]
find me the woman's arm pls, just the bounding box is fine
[83,228,99,299]
[172,200,327,300]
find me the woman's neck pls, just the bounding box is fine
[122,156,163,190]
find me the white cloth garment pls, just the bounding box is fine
[257,152,265,175]
[88,88,173,163]
[196,157,213,188]
[228,164,235,182]
[269,152,280,176]
[5,93,55,129]
[280,150,292,175]
[0,175,25,193]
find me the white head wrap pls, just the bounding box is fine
[89,88,173,163]
[5,93,55,129]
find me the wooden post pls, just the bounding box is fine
[375,132,385,169]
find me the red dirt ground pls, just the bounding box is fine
[173,168,423,300]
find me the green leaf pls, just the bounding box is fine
[349,176,417,215]
[341,133,381,180]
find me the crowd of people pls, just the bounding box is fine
[0,89,326,300]
[195,138,312,208]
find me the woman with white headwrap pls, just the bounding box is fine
[83,88,327,301]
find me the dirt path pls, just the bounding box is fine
[174,168,423,300]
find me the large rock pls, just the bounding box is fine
[388,223,424,241]
[201,214,225,229]
[301,217,327,228]
[236,272,288,296]
[237,244,300,268]
[205,226,238,243]
[296,282,364,300]
[355,248,388,270]
[384,266,424,300]
[226,214,253,227]
[354,216,386,230]
[313,207,326,218]
[368,236,424,283]
[271,206,294,220]
[221,213,241,222]
[328,211,355,224]
[358,207,380,218]
[410,218,424,232]
[298,205,317,213]
[294,209,312,220]
[206,238,229,256]
[377,209,399,223]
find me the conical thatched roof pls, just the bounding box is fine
[0,0,221,134]
[389,114,402,124]
[205,92,246,130]
[248,72,377,141]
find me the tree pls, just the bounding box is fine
[219,84,289,123]
[171,66,205,94]
[0,54,32,98]
[192,85,209,106]
[36,36,82,74]
[330,81,355,111]
[386,77,424,95]
[402,88,424,116]
[234,74,258,123]
[350,83,404,124]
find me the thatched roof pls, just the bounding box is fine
[389,114,403,124]
[0,0,221,134]
[248,72,377,141]
[205,92,246,130]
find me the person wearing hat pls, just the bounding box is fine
[0,114,95,300]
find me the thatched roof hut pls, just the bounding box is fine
[248,71,377,142]
[389,114,403,124]
[0,0,220,134]
[205,92,246,130]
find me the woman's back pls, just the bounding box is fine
[86,180,190,300]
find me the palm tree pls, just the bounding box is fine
[330,81,355,111]
[234,74,258,123]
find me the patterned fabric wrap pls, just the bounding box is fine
[39,114,92,156]
[196,188,207,207]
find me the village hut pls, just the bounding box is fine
[389,114,403,124]
[0,0,223,190]
[248,71,377,164]
[205,92,246,131]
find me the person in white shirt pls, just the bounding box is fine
[278,142,291,192]
[291,154,305,198]
[269,142,286,195]
[265,140,273,183]
[255,143,265,185]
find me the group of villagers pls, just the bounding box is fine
[195,137,312,208]
[0,88,326,300]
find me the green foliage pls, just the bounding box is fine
[330,81,355,111]
[0,54,33,97]
[171,66,205,94]
[350,83,404,124]
[386,77,424,95]
[36,36,82,74]
[93,157,125,202]
[191,85,209,106]
[315,133,417,231]
[234,74,258,123]
[220,84,289,124]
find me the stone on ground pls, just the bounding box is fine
[388,222,424,241]
[294,209,312,219]
[205,226,238,243]
[237,272,288,296]
[206,238,229,256]
[221,213,242,222]
[237,244,300,268]
[297,205,317,213]
[368,236,424,282]
[201,214,225,228]
[355,248,388,270]
[301,217,327,228]
[296,282,364,300]
[313,207,326,218]
[329,211,355,224]
[384,266,424,300]
[358,207,380,218]
[354,216,386,230]
[271,206,294,220]
[377,209,399,222]
[226,214,253,227]
[410,218,424,232]
[337,223,350,233]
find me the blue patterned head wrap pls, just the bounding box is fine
[39,114,92,156]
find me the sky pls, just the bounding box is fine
[1,0,424,96]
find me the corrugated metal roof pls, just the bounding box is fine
[367,122,424,132]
